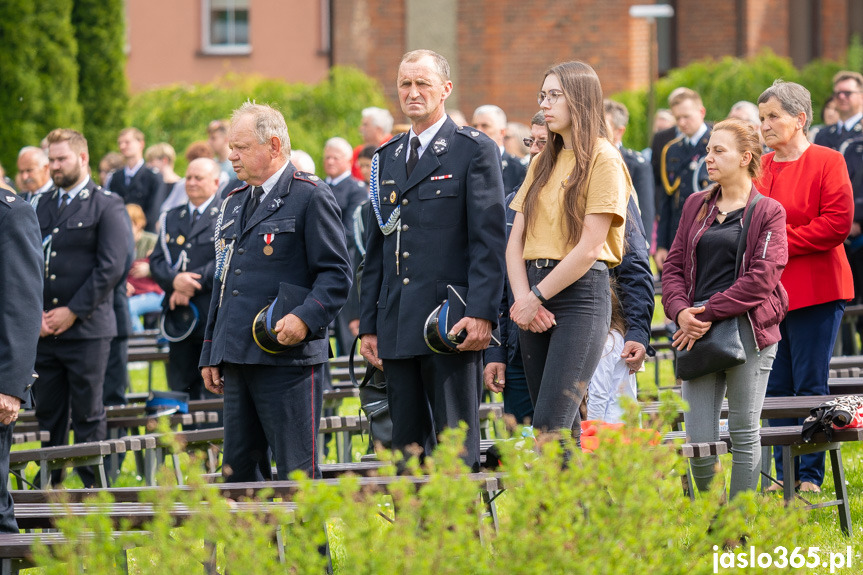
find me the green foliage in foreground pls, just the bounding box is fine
[30,414,807,574]
[127,67,388,175]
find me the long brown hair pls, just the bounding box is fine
[522,62,609,247]
[696,118,763,221]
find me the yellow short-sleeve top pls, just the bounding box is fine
[509,138,632,267]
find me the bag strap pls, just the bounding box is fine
[349,334,378,388]
[734,192,763,280]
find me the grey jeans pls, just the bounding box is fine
[681,314,777,498]
[519,262,611,442]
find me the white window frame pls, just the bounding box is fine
[201,0,251,56]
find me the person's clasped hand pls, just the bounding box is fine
[672,305,712,351]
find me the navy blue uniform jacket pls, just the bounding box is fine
[199,164,352,367]
[0,193,42,406]
[150,200,220,340]
[33,180,128,340]
[359,118,507,358]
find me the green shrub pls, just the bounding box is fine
[128,67,389,175]
[32,412,807,574]
[72,0,129,171]
[617,48,859,151]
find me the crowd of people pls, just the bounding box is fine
[1,49,863,532]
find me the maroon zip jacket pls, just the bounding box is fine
[662,183,789,350]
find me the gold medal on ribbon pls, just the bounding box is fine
[263,233,274,255]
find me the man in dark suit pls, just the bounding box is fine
[605,99,655,245]
[107,127,163,232]
[200,103,352,482]
[814,71,863,152]
[323,137,368,355]
[16,147,52,203]
[472,104,527,193]
[151,158,221,399]
[655,88,711,271]
[360,50,506,471]
[0,190,42,531]
[33,129,128,487]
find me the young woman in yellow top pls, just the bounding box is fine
[506,61,632,443]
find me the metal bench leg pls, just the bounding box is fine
[144,448,157,486]
[760,445,771,492]
[829,447,853,536]
[39,463,50,490]
[96,461,108,488]
[172,454,183,485]
[782,446,795,503]
[0,558,11,575]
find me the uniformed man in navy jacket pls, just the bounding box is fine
[151,158,221,399]
[33,128,128,487]
[0,189,42,530]
[200,103,352,481]
[359,50,506,471]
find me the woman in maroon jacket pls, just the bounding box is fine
[662,119,789,498]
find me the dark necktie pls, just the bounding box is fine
[191,209,201,226]
[406,137,421,177]
[244,186,264,227]
[837,124,844,136]
[57,193,70,215]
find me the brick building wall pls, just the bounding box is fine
[332,0,853,125]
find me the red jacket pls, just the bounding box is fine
[662,184,789,350]
[758,145,854,310]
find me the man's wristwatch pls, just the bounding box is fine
[530,285,548,304]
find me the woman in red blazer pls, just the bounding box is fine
[757,80,854,494]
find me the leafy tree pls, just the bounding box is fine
[0,0,82,174]
[72,0,129,170]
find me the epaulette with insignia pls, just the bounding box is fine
[226,183,250,198]
[293,171,319,185]
[377,132,406,153]
[102,190,112,196]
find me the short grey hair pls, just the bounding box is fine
[400,49,450,82]
[361,107,394,134]
[603,99,629,129]
[18,146,48,167]
[473,105,507,128]
[231,101,291,159]
[188,157,221,180]
[757,80,813,132]
[324,137,353,158]
[290,150,316,174]
[728,101,760,126]
[530,111,546,126]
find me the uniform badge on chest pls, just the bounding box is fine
[263,233,274,256]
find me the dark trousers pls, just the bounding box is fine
[383,352,483,471]
[221,362,323,482]
[519,265,610,442]
[103,336,128,407]
[34,337,110,487]
[168,338,218,400]
[0,423,18,533]
[503,353,533,425]
[767,300,845,485]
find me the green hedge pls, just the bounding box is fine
[128,67,389,175]
[614,47,862,151]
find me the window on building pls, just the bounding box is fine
[789,0,820,67]
[202,0,250,55]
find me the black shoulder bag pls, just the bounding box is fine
[349,335,393,451]
[675,193,763,381]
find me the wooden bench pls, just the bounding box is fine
[9,441,123,489]
[0,531,147,574]
[11,432,48,445]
